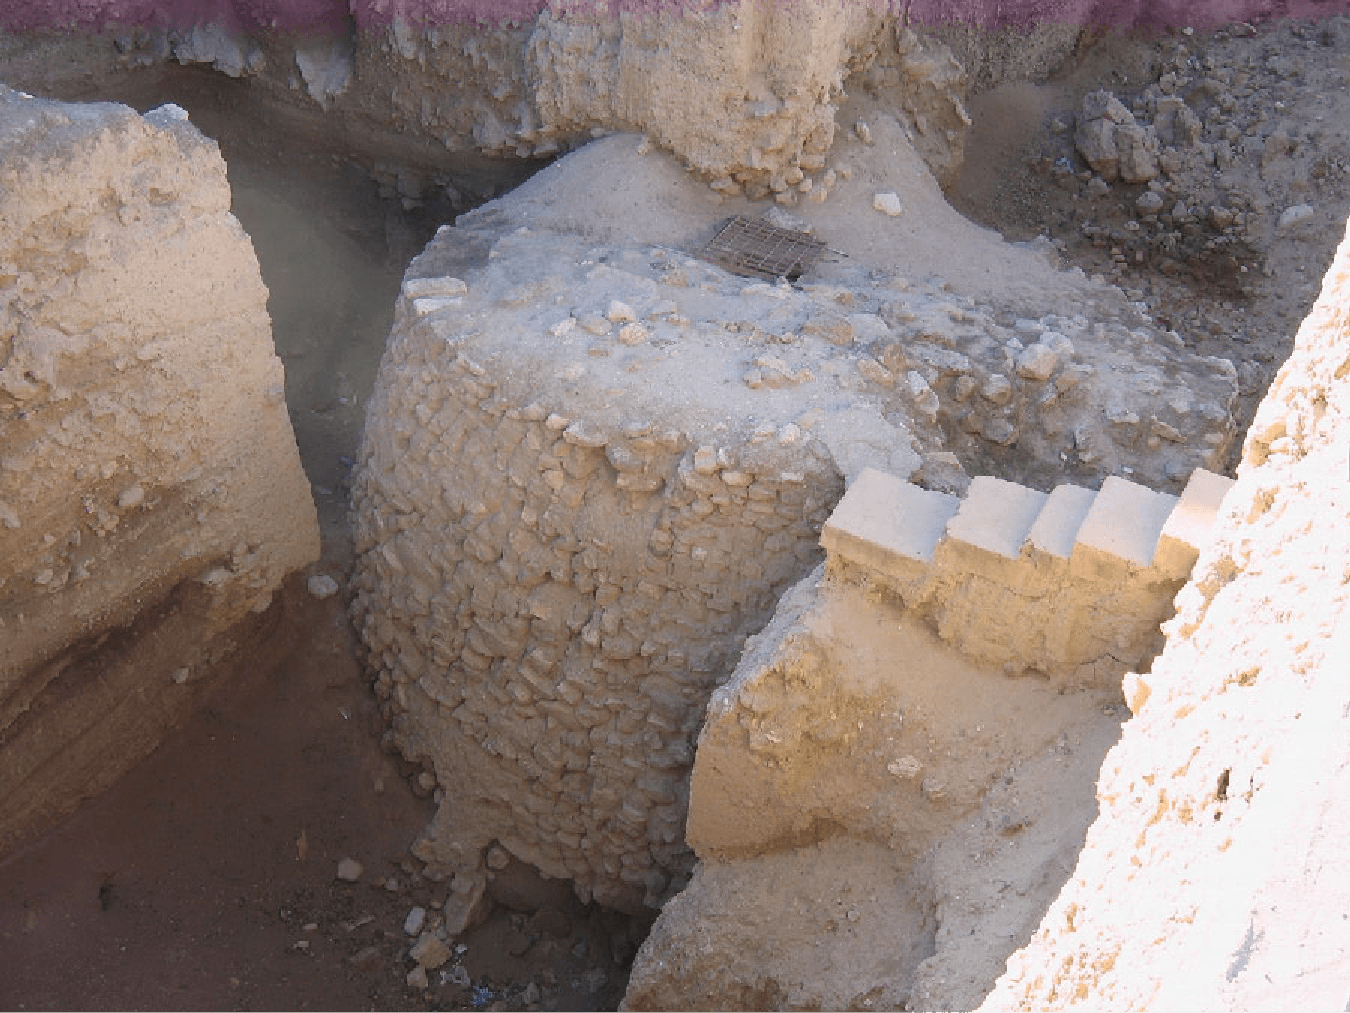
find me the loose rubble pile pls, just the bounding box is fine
[322,851,646,1010]
[1057,29,1345,298]
[1020,16,1350,413]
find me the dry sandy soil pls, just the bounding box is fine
[1,13,1347,1011]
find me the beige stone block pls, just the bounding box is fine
[937,476,1048,582]
[1153,468,1236,580]
[820,468,960,581]
[1070,476,1179,580]
[1024,484,1097,564]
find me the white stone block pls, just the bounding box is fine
[1071,476,1178,578]
[821,467,960,579]
[1154,468,1235,579]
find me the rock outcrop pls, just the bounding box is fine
[979,214,1350,1012]
[0,87,318,855]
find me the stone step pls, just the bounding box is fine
[819,464,1232,683]
[824,466,1228,590]
[1153,468,1237,579]
[1070,475,1180,580]
[937,476,1048,580]
[820,466,961,581]
[1023,483,1098,568]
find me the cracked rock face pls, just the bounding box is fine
[981,213,1350,1013]
[0,87,319,856]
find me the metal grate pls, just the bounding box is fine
[698,215,833,282]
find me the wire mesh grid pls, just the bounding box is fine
[697,215,834,282]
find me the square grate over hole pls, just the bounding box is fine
[697,215,833,282]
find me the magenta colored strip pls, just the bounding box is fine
[0,0,1343,35]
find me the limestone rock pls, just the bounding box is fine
[170,23,263,77]
[1277,204,1315,231]
[1074,90,1159,184]
[1074,116,1120,180]
[336,858,364,882]
[307,574,340,599]
[982,211,1350,1013]
[873,191,905,216]
[443,870,492,937]
[1115,123,1160,184]
[294,32,354,108]
[1015,343,1060,381]
[1136,190,1165,214]
[403,906,427,936]
[409,933,452,970]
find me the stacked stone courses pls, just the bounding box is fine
[350,192,1242,913]
[821,466,1235,688]
[349,234,853,911]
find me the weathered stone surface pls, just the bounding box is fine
[819,465,1223,688]
[336,858,364,882]
[983,212,1350,1013]
[1074,115,1120,180]
[1074,89,1159,184]
[0,88,318,857]
[625,567,1123,1011]
[351,183,881,913]
[350,109,1241,913]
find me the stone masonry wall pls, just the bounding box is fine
[348,223,879,914]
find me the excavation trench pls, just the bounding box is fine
[0,59,653,1013]
[3,12,1347,1011]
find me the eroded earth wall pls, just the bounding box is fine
[978,219,1350,1011]
[0,0,1217,195]
[0,87,319,855]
